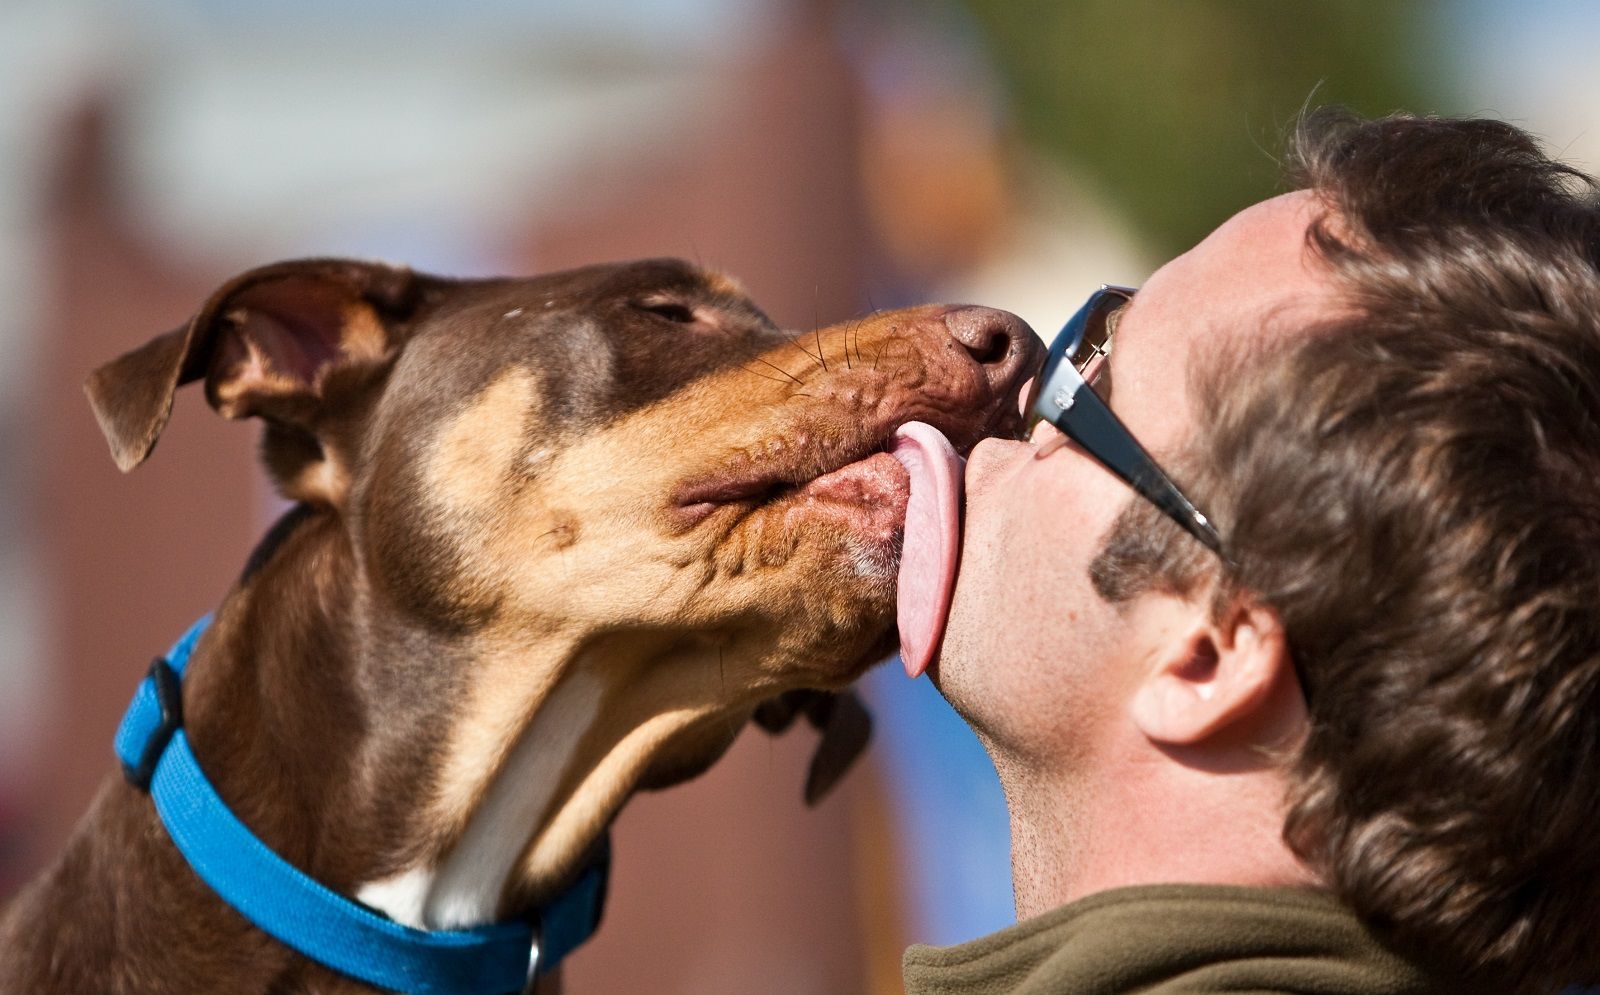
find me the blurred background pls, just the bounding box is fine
[0,0,1592,990]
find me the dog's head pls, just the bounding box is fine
[87,257,1037,906]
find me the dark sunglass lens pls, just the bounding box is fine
[1069,296,1119,372]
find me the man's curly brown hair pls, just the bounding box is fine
[1090,110,1600,992]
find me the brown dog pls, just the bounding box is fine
[0,257,1036,993]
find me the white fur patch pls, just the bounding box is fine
[847,534,898,580]
[355,865,435,929]
[353,670,603,930]
[425,670,603,929]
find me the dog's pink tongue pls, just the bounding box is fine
[890,422,964,679]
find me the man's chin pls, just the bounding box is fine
[922,615,970,691]
[919,616,974,713]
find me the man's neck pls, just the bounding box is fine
[997,746,1319,920]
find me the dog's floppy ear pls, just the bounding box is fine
[85,258,429,474]
[754,689,873,806]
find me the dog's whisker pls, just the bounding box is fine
[752,357,806,387]
[858,313,876,369]
[738,365,796,386]
[871,324,898,371]
[875,333,914,375]
[813,286,825,372]
[783,331,824,371]
[860,296,882,370]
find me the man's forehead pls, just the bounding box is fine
[1119,192,1338,360]
[1198,190,1328,282]
[1106,191,1339,450]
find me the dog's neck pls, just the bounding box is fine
[202,498,752,934]
[195,504,642,929]
[353,623,740,933]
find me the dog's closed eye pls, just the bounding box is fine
[636,301,699,324]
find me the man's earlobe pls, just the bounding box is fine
[1129,594,1296,747]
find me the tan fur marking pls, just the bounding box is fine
[430,635,579,840]
[426,370,539,514]
[520,704,716,890]
[213,335,303,419]
[289,455,350,505]
[341,302,389,362]
[705,271,749,299]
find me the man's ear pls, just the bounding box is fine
[1128,591,1300,747]
[84,258,436,498]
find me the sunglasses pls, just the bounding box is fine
[1022,286,1223,554]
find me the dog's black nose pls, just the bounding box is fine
[942,306,1040,397]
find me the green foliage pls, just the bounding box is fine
[955,0,1440,254]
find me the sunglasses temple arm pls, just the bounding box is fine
[1059,388,1223,553]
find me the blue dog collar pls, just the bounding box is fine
[114,615,608,995]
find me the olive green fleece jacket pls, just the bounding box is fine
[903,885,1458,994]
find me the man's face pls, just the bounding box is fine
[935,191,1340,768]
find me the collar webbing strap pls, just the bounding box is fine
[114,616,607,995]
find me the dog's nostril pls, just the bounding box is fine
[943,306,1035,390]
[968,329,1010,366]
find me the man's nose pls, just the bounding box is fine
[942,306,1043,400]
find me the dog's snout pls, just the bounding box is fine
[942,305,1039,396]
